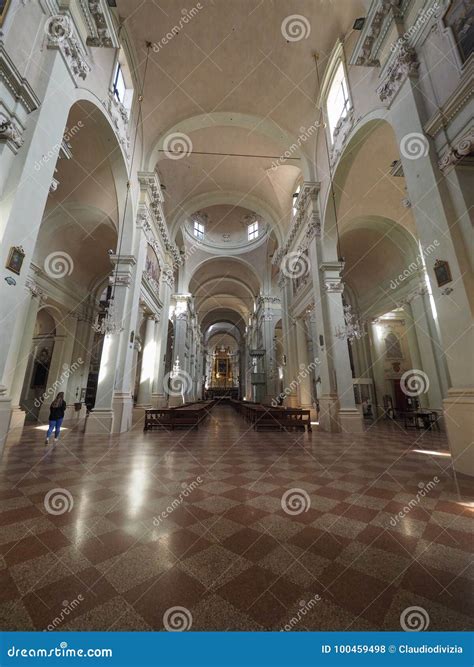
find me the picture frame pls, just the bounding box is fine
[443,0,474,63]
[5,245,25,275]
[0,0,11,27]
[433,259,452,287]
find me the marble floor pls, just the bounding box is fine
[0,405,472,632]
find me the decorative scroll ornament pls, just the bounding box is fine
[92,298,123,335]
[335,304,366,344]
[377,46,419,103]
[0,113,24,151]
[45,15,90,80]
[438,127,474,172]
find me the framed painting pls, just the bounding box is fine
[444,0,474,63]
[433,259,452,287]
[0,0,11,27]
[5,246,25,275]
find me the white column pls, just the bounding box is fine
[278,277,299,407]
[136,314,157,407]
[388,73,473,473]
[295,317,313,413]
[85,256,137,435]
[152,270,173,407]
[0,52,76,450]
[8,286,42,429]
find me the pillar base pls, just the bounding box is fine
[443,388,474,477]
[9,406,26,430]
[152,393,168,408]
[338,408,365,433]
[111,393,134,433]
[318,395,340,432]
[0,391,12,456]
[63,404,86,430]
[132,406,147,425]
[168,395,185,407]
[84,409,114,435]
[318,396,364,433]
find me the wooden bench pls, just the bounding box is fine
[230,400,311,432]
[144,400,215,431]
[254,407,312,432]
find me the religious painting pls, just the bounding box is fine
[444,0,474,62]
[385,332,403,360]
[216,358,228,377]
[5,245,25,275]
[0,0,11,27]
[433,259,452,287]
[144,245,160,287]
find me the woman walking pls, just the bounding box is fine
[45,392,67,445]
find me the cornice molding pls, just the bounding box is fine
[438,125,474,172]
[424,59,474,137]
[350,0,403,68]
[273,182,320,266]
[0,42,41,113]
[137,171,182,268]
[78,0,119,48]
[377,45,419,103]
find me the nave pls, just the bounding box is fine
[0,405,471,631]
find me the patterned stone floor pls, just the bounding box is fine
[0,405,472,632]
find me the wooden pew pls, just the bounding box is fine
[144,400,216,431]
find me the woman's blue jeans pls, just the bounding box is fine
[46,418,63,439]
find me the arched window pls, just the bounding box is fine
[111,48,134,110]
[292,183,301,218]
[385,332,403,359]
[194,219,205,240]
[248,220,259,240]
[326,61,351,140]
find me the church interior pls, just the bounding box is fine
[0,0,472,633]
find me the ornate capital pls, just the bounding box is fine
[102,92,129,158]
[324,279,344,293]
[45,15,90,81]
[438,127,474,172]
[79,0,119,48]
[0,113,24,152]
[377,46,419,104]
